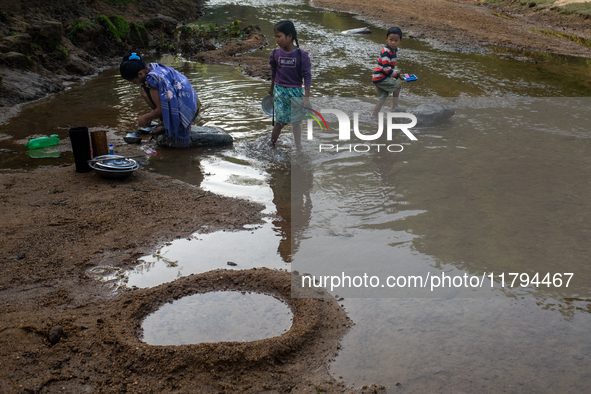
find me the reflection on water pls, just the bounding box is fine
[123,220,289,288]
[331,297,591,392]
[141,290,292,345]
[0,0,590,391]
[291,97,591,391]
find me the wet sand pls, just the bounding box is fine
[0,165,366,393]
[311,0,591,57]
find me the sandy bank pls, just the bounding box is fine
[310,0,591,57]
[0,165,379,393]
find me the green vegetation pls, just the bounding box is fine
[68,20,94,39]
[99,15,119,40]
[99,14,130,41]
[557,2,591,17]
[112,15,130,40]
[530,27,591,49]
[57,45,69,57]
[130,21,147,38]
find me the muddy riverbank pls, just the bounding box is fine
[0,165,377,393]
[311,0,591,57]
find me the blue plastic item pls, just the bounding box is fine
[402,74,418,82]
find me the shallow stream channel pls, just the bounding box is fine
[2,0,591,392]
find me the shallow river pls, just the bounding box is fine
[1,0,591,392]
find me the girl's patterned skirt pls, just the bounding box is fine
[273,85,306,124]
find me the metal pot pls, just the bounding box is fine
[124,132,142,144]
[89,159,140,180]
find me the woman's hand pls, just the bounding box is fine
[302,97,310,108]
[268,87,274,95]
[137,114,151,128]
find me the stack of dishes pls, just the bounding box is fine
[88,155,140,179]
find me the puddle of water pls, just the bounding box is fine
[141,290,293,345]
[121,154,293,289]
[122,224,289,288]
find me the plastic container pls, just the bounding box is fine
[109,144,114,155]
[26,149,60,159]
[68,127,92,173]
[24,134,59,150]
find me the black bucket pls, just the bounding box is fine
[68,127,92,173]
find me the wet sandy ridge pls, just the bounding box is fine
[0,165,377,393]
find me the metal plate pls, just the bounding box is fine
[94,156,137,170]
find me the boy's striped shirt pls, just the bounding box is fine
[373,45,398,84]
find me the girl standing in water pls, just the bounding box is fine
[268,20,311,147]
[120,53,199,147]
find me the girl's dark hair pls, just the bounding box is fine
[386,27,403,39]
[274,20,299,48]
[120,52,145,80]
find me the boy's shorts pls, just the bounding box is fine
[374,77,402,98]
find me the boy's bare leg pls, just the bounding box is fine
[372,97,388,117]
[271,123,284,146]
[292,123,302,148]
[390,88,401,111]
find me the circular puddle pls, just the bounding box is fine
[141,290,293,345]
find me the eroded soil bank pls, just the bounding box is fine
[0,0,205,112]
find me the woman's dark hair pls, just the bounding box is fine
[274,20,299,47]
[386,27,403,39]
[120,52,145,80]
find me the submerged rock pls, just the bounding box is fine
[411,103,455,127]
[155,125,233,148]
[341,27,371,35]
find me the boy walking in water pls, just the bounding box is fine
[372,27,403,117]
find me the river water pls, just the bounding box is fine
[1,0,591,392]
